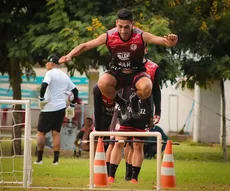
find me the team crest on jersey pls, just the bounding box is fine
[130,44,137,51]
[117,52,130,61]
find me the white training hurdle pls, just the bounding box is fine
[89,131,162,191]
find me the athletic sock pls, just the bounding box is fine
[106,162,110,175]
[125,162,132,180]
[132,166,141,181]
[125,162,129,177]
[127,163,132,178]
[53,151,59,163]
[37,151,43,162]
[109,163,118,178]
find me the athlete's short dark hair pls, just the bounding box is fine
[117,8,133,21]
[86,117,93,122]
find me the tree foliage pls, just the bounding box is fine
[1,0,229,156]
[158,0,230,161]
[0,0,48,154]
[159,0,230,87]
[26,0,179,81]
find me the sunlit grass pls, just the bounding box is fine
[0,142,230,191]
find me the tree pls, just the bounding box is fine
[27,0,180,82]
[0,0,47,154]
[0,0,180,154]
[159,0,230,162]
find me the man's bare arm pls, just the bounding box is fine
[143,32,178,47]
[59,33,107,63]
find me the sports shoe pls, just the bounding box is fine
[115,89,129,121]
[108,176,115,183]
[33,160,43,165]
[129,92,140,119]
[52,162,59,165]
[130,178,138,184]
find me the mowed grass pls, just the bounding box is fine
[0,142,230,191]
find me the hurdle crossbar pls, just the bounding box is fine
[82,139,180,145]
[89,131,162,191]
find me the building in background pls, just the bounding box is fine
[1,65,230,145]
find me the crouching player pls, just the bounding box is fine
[108,57,161,184]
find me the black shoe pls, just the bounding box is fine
[125,176,132,181]
[73,150,77,157]
[115,89,129,121]
[130,93,140,119]
[144,154,149,159]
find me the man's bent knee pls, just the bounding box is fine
[98,73,117,99]
[135,77,152,99]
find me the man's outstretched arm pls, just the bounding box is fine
[59,33,107,63]
[143,32,178,47]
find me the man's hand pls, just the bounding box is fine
[153,115,161,125]
[65,103,75,119]
[164,34,178,46]
[59,55,71,64]
[38,97,49,110]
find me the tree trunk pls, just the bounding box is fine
[220,79,228,162]
[9,60,22,155]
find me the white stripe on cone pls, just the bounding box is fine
[162,154,174,162]
[95,152,106,160]
[94,165,107,174]
[161,167,175,176]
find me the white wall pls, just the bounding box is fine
[159,80,229,144]
[193,83,221,143]
[158,82,194,134]
[196,81,221,143]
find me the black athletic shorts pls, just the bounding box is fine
[37,108,66,133]
[105,70,149,90]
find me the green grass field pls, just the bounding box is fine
[0,142,230,191]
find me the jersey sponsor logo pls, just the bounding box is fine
[118,61,131,68]
[130,44,137,51]
[117,52,130,61]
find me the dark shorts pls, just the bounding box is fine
[37,108,66,133]
[106,71,150,90]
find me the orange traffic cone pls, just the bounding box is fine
[161,140,176,188]
[93,137,108,187]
